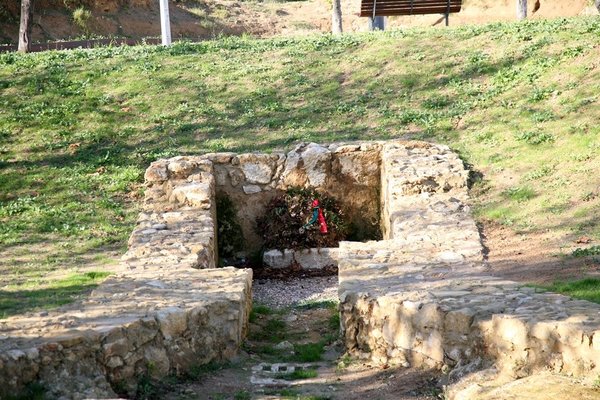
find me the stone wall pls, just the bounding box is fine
[0,156,252,399]
[4,139,600,398]
[205,142,383,254]
[339,141,600,392]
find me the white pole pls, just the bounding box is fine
[516,0,527,20]
[159,0,172,45]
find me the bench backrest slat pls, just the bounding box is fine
[359,0,462,17]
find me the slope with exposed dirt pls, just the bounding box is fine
[0,0,598,45]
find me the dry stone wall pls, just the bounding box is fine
[207,142,383,254]
[3,139,600,399]
[339,141,600,394]
[0,157,252,399]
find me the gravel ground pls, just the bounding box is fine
[252,276,338,308]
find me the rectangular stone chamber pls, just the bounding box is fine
[204,142,386,270]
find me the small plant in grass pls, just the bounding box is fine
[249,303,273,322]
[276,368,318,380]
[337,354,354,369]
[73,7,92,32]
[249,318,286,342]
[293,342,325,362]
[535,278,600,304]
[502,186,536,202]
[522,166,554,181]
[514,130,555,145]
[234,390,251,400]
[328,312,340,331]
[572,246,600,258]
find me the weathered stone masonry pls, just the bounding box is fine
[0,157,252,399]
[339,141,600,395]
[2,139,600,399]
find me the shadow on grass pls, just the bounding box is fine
[0,271,111,319]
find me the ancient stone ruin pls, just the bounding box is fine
[1,140,600,399]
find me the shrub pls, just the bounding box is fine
[256,188,348,250]
[73,7,92,31]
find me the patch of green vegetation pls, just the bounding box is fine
[1,17,600,316]
[336,354,354,370]
[502,186,536,202]
[184,361,229,380]
[135,371,159,400]
[234,390,252,400]
[328,311,340,331]
[296,299,338,310]
[292,342,325,362]
[72,7,92,32]
[252,303,273,315]
[536,278,600,304]
[572,246,600,258]
[216,193,245,262]
[249,317,286,342]
[0,271,111,318]
[514,130,555,145]
[276,368,318,380]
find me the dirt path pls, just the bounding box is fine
[157,298,440,400]
[482,221,600,284]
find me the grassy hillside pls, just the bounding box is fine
[1,17,599,317]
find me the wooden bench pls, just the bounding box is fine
[360,0,462,18]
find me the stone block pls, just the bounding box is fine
[263,248,339,269]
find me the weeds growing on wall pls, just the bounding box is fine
[216,193,245,262]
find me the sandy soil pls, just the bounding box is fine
[482,220,600,284]
[1,0,598,45]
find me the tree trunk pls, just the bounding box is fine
[332,0,342,35]
[18,0,33,53]
[516,0,527,20]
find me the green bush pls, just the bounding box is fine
[72,7,92,31]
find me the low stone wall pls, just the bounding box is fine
[4,139,600,399]
[339,141,600,389]
[0,157,252,399]
[263,248,339,269]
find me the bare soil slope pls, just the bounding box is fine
[1,0,598,45]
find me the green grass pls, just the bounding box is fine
[276,368,318,380]
[292,342,325,362]
[0,271,111,318]
[538,278,600,304]
[248,317,287,342]
[1,17,600,316]
[572,246,600,258]
[296,299,338,310]
[234,390,251,400]
[249,303,273,322]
